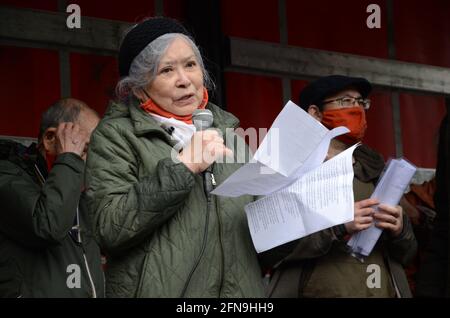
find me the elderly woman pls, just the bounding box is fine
[85,17,265,298]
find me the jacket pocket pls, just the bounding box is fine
[0,259,22,298]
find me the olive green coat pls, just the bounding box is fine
[85,98,265,298]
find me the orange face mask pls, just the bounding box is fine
[321,107,367,145]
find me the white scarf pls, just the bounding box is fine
[149,113,196,149]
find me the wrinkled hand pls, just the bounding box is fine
[345,198,379,235]
[177,130,233,174]
[374,204,403,237]
[55,122,88,159]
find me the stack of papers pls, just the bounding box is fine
[211,101,349,197]
[347,158,417,260]
[212,101,357,253]
[245,144,358,252]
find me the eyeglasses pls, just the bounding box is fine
[322,96,371,110]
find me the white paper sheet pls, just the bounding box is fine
[254,101,328,177]
[347,158,417,259]
[245,144,358,253]
[211,101,349,197]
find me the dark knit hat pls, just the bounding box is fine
[118,17,192,77]
[298,75,372,111]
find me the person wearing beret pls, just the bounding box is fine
[85,17,265,298]
[260,75,417,298]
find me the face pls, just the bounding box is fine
[144,37,204,116]
[307,89,362,121]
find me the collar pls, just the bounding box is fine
[35,150,49,181]
[140,88,209,124]
[129,96,239,133]
[105,96,241,149]
[353,144,385,183]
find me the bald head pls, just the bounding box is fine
[38,98,99,142]
[38,98,100,161]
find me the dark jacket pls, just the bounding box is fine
[416,114,450,297]
[260,145,417,298]
[0,140,104,298]
[85,98,265,298]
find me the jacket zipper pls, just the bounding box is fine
[76,206,98,298]
[179,171,212,297]
[34,164,45,186]
[214,177,225,296]
[387,256,401,298]
[383,246,401,298]
[82,252,97,298]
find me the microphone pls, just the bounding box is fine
[192,109,216,194]
[192,109,213,131]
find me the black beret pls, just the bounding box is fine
[118,17,192,77]
[298,75,372,111]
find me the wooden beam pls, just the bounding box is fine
[227,37,450,95]
[2,6,449,96]
[0,6,132,54]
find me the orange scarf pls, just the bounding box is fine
[45,152,56,172]
[140,88,209,124]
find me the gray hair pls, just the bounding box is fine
[116,33,214,100]
[38,98,97,141]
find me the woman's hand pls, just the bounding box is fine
[177,130,233,174]
[345,198,379,235]
[373,204,403,237]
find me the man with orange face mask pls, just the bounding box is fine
[0,98,104,297]
[261,75,417,298]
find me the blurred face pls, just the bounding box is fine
[145,37,204,116]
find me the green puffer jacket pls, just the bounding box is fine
[85,98,265,298]
[0,140,104,298]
